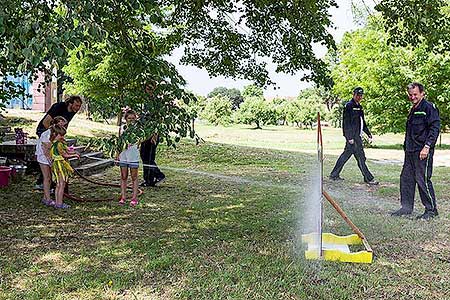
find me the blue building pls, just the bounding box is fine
[5,75,33,109]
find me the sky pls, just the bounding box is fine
[168,0,374,98]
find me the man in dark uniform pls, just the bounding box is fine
[391,83,440,220]
[34,95,82,189]
[140,133,165,187]
[329,87,378,185]
[139,83,166,187]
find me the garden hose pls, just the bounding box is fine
[63,168,144,202]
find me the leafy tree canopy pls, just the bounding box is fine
[331,16,450,133]
[270,97,291,125]
[287,90,325,128]
[242,84,264,100]
[1,0,337,103]
[63,41,195,151]
[235,96,276,129]
[375,0,450,52]
[200,95,233,126]
[207,87,243,109]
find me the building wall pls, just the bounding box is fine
[5,75,33,109]
[6,70,57,112]
[32,71,50,112]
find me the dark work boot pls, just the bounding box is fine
[416,210,438,220]
[391,208,412,216]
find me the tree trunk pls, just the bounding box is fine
[117,89,124,126]
[85,99,91,120]
[117,111,123,126]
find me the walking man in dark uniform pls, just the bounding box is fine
[391,83,440,220]
[329,87,378,185]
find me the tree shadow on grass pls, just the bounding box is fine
[0,166,303,299]
[3,141,449,299]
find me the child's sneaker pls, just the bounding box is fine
[130,198,139,207]
[41,198,55,207]
[118,197,126,206]
[54,203,70,209]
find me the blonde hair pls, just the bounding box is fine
[50,116,68,126]
[50,124,67,141]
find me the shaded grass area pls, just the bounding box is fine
[3,109,117,139]
[1,140,450,299]
[0,115,35,128]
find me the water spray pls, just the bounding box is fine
[301,112,373,264]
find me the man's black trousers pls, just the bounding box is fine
[400,150,437,212]
[140,138,164,185]
[330,137,374,182]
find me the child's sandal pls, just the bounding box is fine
[130,198,138,207]
[118,197,126,206]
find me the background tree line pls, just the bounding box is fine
[184,85,332,130]
[1,0,449,150]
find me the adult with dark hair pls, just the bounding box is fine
[35,95,82,189]
[329,87,379,185]
[391,83,440,220]
[36,95,83,137]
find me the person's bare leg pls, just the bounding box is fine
[40,164,52,201]
[130,168,138,200]
[120,167,128,200]
[55,175,65,206]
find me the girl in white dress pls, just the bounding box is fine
[35,116,68,206]
[117,110,140,207]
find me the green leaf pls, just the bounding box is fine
[55,47,64,56]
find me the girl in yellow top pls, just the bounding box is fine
[50,125,80,209]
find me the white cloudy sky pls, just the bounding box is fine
[168,0,375,98]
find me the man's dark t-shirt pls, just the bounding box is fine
[36,102,76,136]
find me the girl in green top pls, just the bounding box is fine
[50,125,80,209]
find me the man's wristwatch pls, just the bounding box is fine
[424,145,430,149]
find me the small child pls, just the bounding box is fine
[117,110,140,207]
[50,125,80,209]
[35,116,68,206]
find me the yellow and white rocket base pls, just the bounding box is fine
[302,232,373,264]
[303,113,373,264]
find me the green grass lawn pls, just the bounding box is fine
[1,110,450,299]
